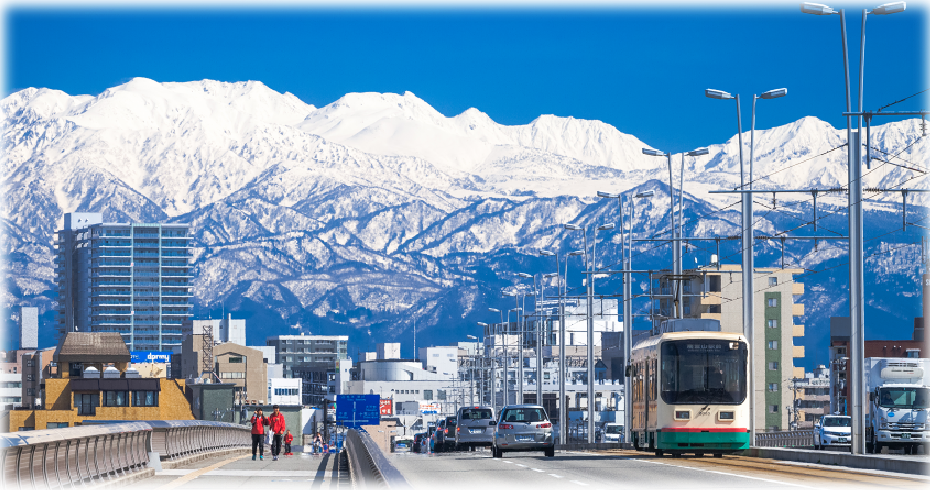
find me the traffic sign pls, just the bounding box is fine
[336,394,380,428]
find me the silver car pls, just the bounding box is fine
[491,405,555,458]
[455,406,495,450]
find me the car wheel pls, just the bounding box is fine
[544,447,554,458]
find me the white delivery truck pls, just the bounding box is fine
[864,358,929,454]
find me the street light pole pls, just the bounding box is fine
[541,250,566,443]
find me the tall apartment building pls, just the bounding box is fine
[676,265,807,432]
[54,213,194,351]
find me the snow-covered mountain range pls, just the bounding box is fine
[2,78,927,367]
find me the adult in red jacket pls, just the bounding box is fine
[284,430,294,455]
[250,409,269,461]
[268,405,287,461]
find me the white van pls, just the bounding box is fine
[601,422,624,443]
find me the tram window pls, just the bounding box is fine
[659,340,747,405]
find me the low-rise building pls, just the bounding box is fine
[270,377,302,406]
[792,365,831,429]
[180,335,268,405]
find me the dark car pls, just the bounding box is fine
[433,419,448,452]
[441,416,459,452]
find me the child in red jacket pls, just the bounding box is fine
[284,430,294,455]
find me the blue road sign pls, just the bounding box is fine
[336,394,381,428]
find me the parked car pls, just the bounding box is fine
[439,416,459,452]
[455,406,495,451]
[413,432,425,453]
[434,419,449,452]
[814,415,852,450]
[601,422,624,443]
[491,404,555,458]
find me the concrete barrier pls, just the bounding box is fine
[555,442,628,451]
[740,447,930,476]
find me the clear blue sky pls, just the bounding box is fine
[5,5,929,152]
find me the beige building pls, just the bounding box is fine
[671,265,806,432]
[181,335,268,405]
[792,365,831,429]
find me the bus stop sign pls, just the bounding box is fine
[336,394,381,428]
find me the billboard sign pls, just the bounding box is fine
[130,351,172,364]
[380,399,393,415]
[336,394,380,428]
[420,402,440,414]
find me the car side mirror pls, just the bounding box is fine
[869,392,875,401]
[625,365,631,377]
[489,420,497,426]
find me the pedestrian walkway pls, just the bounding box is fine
[133,450,344,490]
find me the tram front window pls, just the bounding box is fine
[661,340,748,405]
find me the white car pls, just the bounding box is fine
[814,415,852,450]
[601,423,624,443]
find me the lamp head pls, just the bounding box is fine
[488,308,501,313]
[597,191,621,199]
[760,88,788,99]
[568,250,585,256]
[872,2,905,14]
[597,224,615,231]
[800,2,837,14]
[540,250,556,256]
[705,89,734,100]
[517,273,533,279]
[686,147,710,157]
[503,291,516,297]
[642,148,665,157]
[564,223,582,230]
[477,322,489,327]
[635,190,655,198]
[543,273,558,278]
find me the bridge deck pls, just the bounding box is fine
[134,451,344,490]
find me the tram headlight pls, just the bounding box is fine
[718,411,735,421]
[675,411,690,420]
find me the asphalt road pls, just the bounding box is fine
[390,452,832,490]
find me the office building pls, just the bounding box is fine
[266,335,349,378]
[54,213,194,350]
[180,335,268,404]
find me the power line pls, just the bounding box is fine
[876,89,929,113]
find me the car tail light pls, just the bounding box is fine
[499,423,514,430]
[536,422,552,429]
[457,427,460,433]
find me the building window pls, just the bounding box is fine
[768,319,778,328]
[437,390,447,400]
[415,390,420,394]
[769,383,778,392]
[768,362,779,370]
[769,405,779,413]
[709,305,721,314]
[768,341,778,350]
[709,275,721,292]
[104,390,128,407]
[423,390,433,400]
[769,277,778,287]
[767,298,778,307]
[46,422,68,429]
[27,360,34,367]
[74,393,100,416]
[27,388,35,396]
[906,350,920,358]
[228,357,243,363]
[132,391,158,407]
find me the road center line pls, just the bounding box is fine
[548,474,563,478]
[630,457,816,489]
[531,468,544,472]
[569,480,589,486]
[515,464,526,467]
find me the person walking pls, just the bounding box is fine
[284,430,294,455]
[313,432,322,455]
[268,405,287,461]
[250,409,269,461]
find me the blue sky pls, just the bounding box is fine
[6,5,929,153]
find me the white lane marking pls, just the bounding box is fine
[548,474,563,478]
[569,480,589,486]
[515,464,526,467]
[503,460,513,464]
[629,457,816,489]
[531,468,544,472]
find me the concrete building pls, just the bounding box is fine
[675,265,806,432]
[19,347,57,409]
[377,343,401,360]
[266,334,349,378]
[180,335,268,405]
[1,361,23,412]
[270,377,302,406]
[418,346,459,377]
[19,307,38,350]
[792,365,831,429]
[53,213,194,350]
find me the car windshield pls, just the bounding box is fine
[821,417,850,428]
[501,407,547,423]
[462,409,493,419]
[660,340,748,405]
[446,418,457,427]
[878,387,930,409]
[605,425,623,434]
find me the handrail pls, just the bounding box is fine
[344,429,411,489]
[755,429,814,447]
[0,421,250,488]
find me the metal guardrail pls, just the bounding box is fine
[0,420,251,489]
[755,430,814,448]
[345,429,411,489]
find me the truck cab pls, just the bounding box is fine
[864,358,930,454]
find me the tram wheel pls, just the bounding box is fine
[713,453,723,458]
[654,450,664,457]
[695,453,705,458]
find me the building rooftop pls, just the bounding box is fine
[55,333,131,364]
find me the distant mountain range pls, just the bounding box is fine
[2,78,927,368]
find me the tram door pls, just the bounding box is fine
[643,354,650,440]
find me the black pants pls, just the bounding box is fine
[285,443,292,454]
[252,434,264,456]
[272,434,283,456]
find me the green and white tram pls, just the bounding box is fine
[629,320,750,457]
